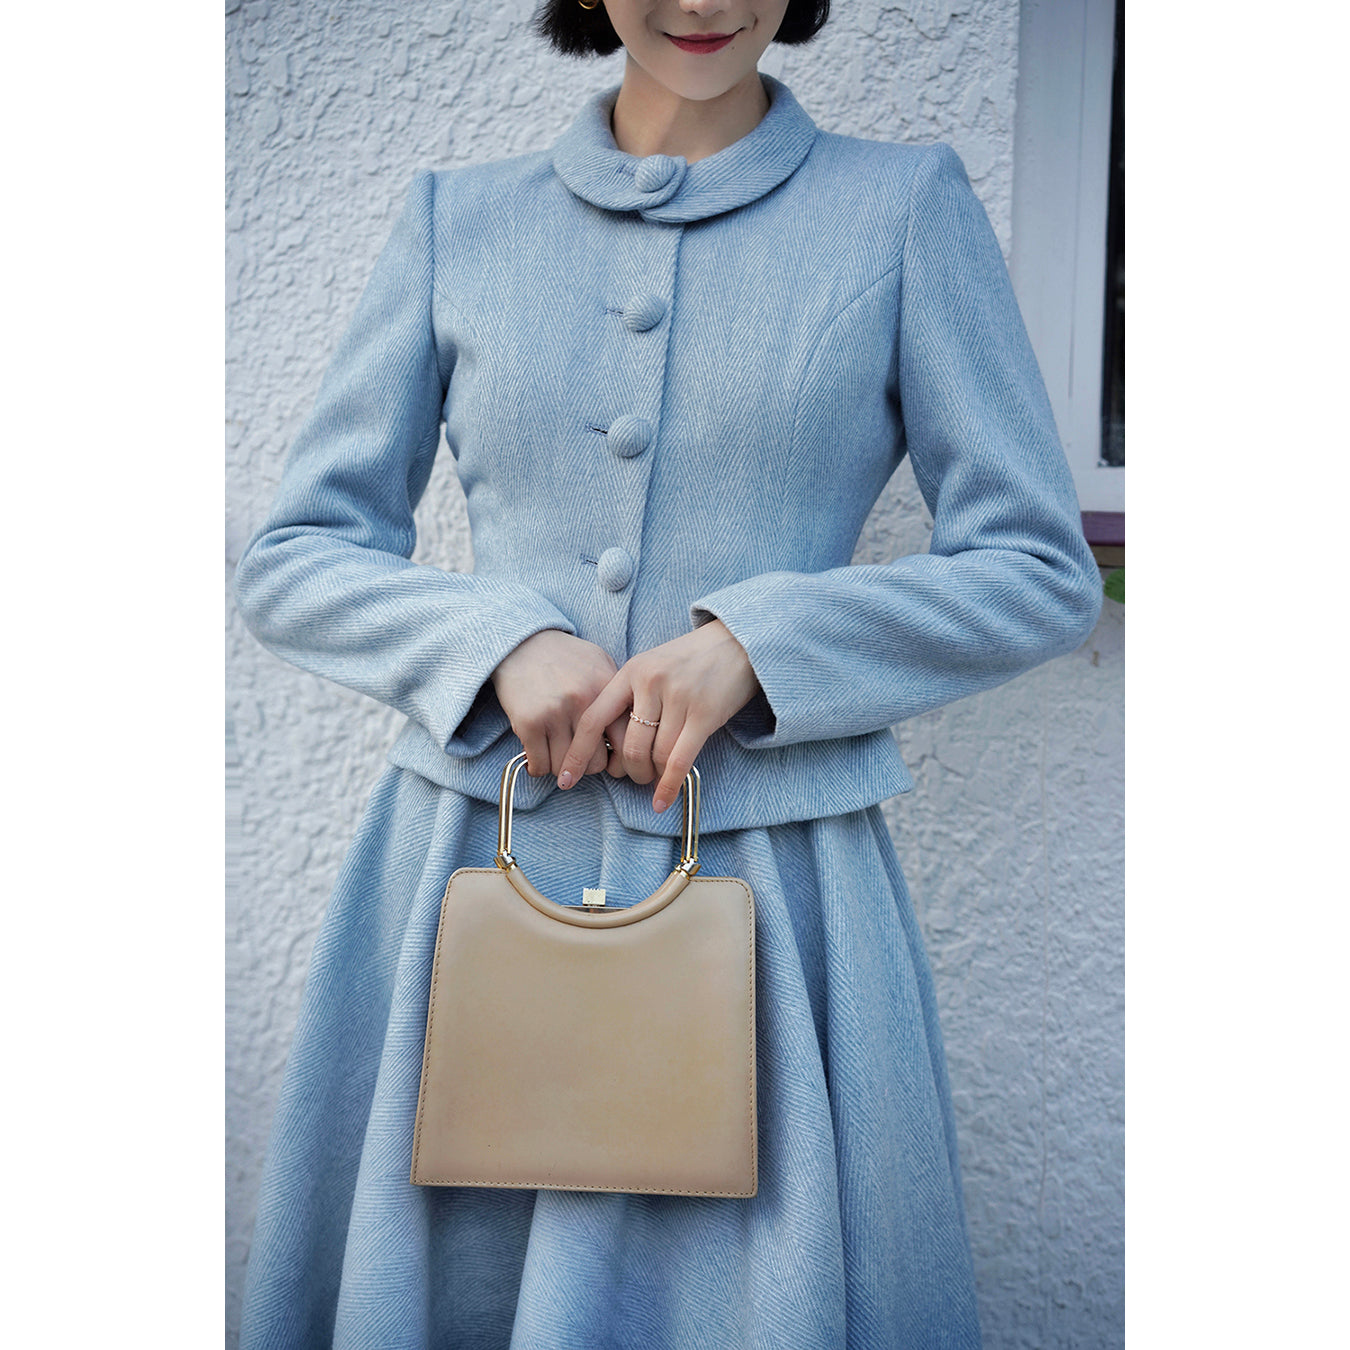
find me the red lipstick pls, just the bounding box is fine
[666,32,737,54]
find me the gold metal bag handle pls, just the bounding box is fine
[493,751,701,928]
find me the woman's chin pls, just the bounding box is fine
[656,67,762,105]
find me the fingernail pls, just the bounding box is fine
[559,770,573,789]
[653,794,668,813]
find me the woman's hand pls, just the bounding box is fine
[490,630,628,778]
[558,620,762,813]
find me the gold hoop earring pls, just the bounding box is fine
[579,0,600,9]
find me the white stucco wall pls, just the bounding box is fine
[225,2,1124,1346]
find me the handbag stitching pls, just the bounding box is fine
[412,873,757,1195]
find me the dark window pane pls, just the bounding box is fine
[1101,0,1124,468]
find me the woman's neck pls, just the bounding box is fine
[610,61,770,164]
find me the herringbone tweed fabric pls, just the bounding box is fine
[236,77,1100,1349]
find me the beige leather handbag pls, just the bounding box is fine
[411,752,757,1197]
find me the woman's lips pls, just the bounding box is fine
[666,33,737,54]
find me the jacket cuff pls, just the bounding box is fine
[435,597,576,754]
[690,584,799,749]
[445,682,513,758]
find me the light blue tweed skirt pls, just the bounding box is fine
[239,768,981,1348]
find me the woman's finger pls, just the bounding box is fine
[586,737,609,777]
[604,717,629,779]
[652,718,711,814]
[651,708,683,778]
[557,672,634,787]
[520,726,550,777]
[622,704,661,786]
[545,727,571,780]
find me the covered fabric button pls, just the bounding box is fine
[621,295,667,332]
[596,547,635,593]
[633,154,680,193]
[605,415,653,459]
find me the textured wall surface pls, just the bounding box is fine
[225,2,1124,1346]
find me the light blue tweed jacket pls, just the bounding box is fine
[235,77,1102,835]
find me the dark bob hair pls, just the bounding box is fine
[532,0,831,59]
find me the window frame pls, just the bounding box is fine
[1011,0,1123,522]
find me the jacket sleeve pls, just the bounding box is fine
[690,144,1103,749]
[233,171,575,753]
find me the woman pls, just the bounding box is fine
[235,0,1102,1345]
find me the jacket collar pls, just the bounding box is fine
[552,75,817,224]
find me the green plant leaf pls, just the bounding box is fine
[1103,568,1124,605]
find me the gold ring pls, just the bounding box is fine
[628,712,659,728]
